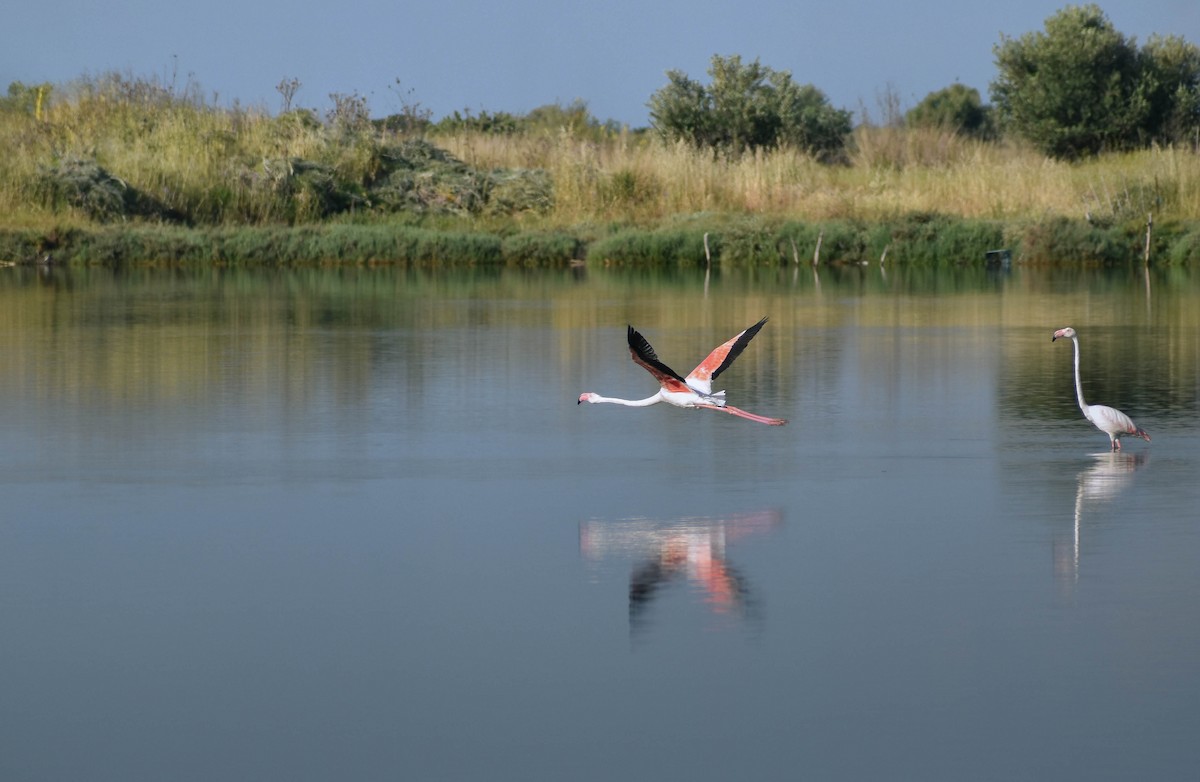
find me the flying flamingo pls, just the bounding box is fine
[1052,327,1150,451]
[578,317,788,425]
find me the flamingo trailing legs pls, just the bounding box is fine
[1052,327,1150,450]
[578,317,788,426]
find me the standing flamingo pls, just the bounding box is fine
[1052,327,1150,450]
[578,317,787,426]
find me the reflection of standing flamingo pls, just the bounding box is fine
[578,317,788,426]
[1057,451,1150,586]
[1052,327,1150,451]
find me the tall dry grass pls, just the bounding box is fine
[438,126,1200,226]
[0,74,371,226]
[3,74,1200,231]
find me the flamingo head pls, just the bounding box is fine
[1052,327,1077,342]
[578,393,598,405]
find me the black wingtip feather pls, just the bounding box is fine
[627,324,687,383]
[710,316,769,383]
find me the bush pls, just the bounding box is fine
[906,85,995,139]
[587,229,708,267]
[1165,224,1200,264]
[36,157,180,222]
[883,214,1007,264]
[992,5,1200,158]
[647,54,852,159]
[484,169,554,215]
[501,232,581,266]
[1017,217,1134,263]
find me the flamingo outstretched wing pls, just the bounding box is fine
[685,317,768,395]
[627,326,691,393]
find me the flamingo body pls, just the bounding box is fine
[1052,327,1150,450]
[579,317,787,426]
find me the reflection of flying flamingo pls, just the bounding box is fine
[579,511,782,634]
[578,317,788,426]
[1052,327,1150,451]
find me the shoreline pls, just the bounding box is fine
[1,213,1197,268]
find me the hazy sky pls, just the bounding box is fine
[3,1,1197,126]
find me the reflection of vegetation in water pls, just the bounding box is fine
[1,266,1197,420]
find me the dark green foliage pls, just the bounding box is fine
[883,214,1007,264]
[6,217,1200,269]
[711,219,778,264]
[1141,35,1200,146]
[367,140,487,215]
[584,217,1006,268]
[647,54,852,159]
[36,157,181,222]
[430,100,619,141]
[501,232,582,266]
[0,227,67,262]
[906,85,995,139]
[249,140,553,222]
[485,169,554,216]
[1016,217,1134,263]
[1163,224,1200,264]
[523,100,617,137]
[432,109,522,135]
[259,158,364,222]
[586,229,709,267]
[0,224,504,266]
[775,221,869,265]
[991,5,1200,158]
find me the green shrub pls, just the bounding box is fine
[906,85,995,139]
[36,157,178,222]
[883,214,1006,264]
[992,5,1200,157]
[648,54,852,159]
[1017,217,1134,263]
[501,232,581,266]
[587,228,708,267]
[1165,224,1200,264]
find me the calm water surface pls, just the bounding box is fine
[1,263,1198,781]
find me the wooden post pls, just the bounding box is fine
[1143,213,1153,265]
[813,230,824,267]
[703,232,711,266]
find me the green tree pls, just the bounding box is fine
[991,4,1147,158]
[648,54,851,159]
[1140,34,1200,146]
[906,84,994,138]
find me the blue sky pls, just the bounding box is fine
[3,1,1197,127]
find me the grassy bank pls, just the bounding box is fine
[5,212,1198,268]
[3,73,1200,266]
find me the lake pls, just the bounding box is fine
[1,262,1198,781]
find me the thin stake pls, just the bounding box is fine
[1144,213,1153,265]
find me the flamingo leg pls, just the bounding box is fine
[695,403,788,426]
